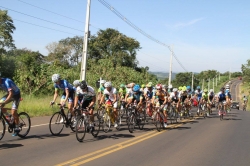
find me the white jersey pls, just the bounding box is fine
[170,92,179,99]
[103,87,117,101]
[76,86,96,101]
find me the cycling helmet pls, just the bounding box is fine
[178,86,182,91]
[204,89,208,93]
[225,89,229,93]
[133,84,140,92]
[156,84,162,90]
[146,82,153,88]
[52,74,60,83]
[162,85,167,89]
[120,84,125,88]
[182,86,187,91]
[141,84,145,88]
[73,80,81,86]
[100,80,106,84]
[186,86,191,90]
[196,86,201,90]
[210,89,214,93]
[220,87,225,91]
[80,80,87,89]
[104,81,112,88]
[225,84,230,88]
[173,88,178,92]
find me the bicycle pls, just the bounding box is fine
[127,101,145,133]
[49,104,80,136]
[0,105,31,140]
[100,100,121,133]
[152,105,166,132]
[218,101,227,121]
[75,108,100,142]
[168,102,179,124]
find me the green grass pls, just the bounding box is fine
[0,92,58,117]
[239,82,250,110]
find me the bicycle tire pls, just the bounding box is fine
[0,117,6,140]
[102,112,111,133]
[49,112,64,136]
[154,113,163,132]
[128,113,135,133]
[91,113,100,137]
[17,112,31,138]
[75,117,86,142]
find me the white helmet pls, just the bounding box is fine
[173,88,178,92]
[104,81,112,88]
[225,84,230,88]
[210,89,214,93]
[52,74,60,83]
[73,80,81,86]
[100,80,106,84]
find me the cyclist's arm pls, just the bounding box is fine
[73,95,79,109]
[88,96,96,108]
[2,89,14,104]
[112,93,117,104]
[63,89,70,104]
[52,89,59,103]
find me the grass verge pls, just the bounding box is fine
[239,82,250,110]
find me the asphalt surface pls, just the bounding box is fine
[1,79,250,166]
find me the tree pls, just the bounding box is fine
[242,59,250,83]
[0,10,15,54]
[88,28,141,68]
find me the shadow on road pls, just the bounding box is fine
[0,143,23,150]
[82,133,136,143]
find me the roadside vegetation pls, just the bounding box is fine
[0,9,245,116]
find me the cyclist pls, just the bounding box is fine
[0,76,21,136]
[179,86,190,115]
[50,74,75,123]
[217,87,227,115]
[208,89,215,112]
[118,84,127,101]
[125,82,135,104]
[201,89,210,116]
[195,86,203,115]
[225,88,232,111]
[140,84,146,93]
[100,81,119,127]
[144,82,154,116]
[97,80,106,104]
[73,80,81,89]
[73,80,96,123]
[152,84,168,128]
[170,88,180,111]
[243,96,248,110]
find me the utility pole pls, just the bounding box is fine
[168,45,173,88]
[229,68,231,80]
[213,78,214,90]
[191,72,194,92]
[208,78,210,90]
[80,0,91,80]
[216,75,218,86]
[202,79,204,90]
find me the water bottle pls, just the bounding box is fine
[5,113,11,122]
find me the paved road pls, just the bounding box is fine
[1,79,250,166]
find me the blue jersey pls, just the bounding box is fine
[54,80,74,92]
[218,92,226,101]
[145,90,153,99]
[0,78,20,95]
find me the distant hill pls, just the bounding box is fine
[149,71,176,80]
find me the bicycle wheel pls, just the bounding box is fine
[75,117,86,142]
[17,112,31,138]
[139,109,146,129]
[128,113,135,133]
[102,112,111,133]
[49,112,64,136]
[154,113,163,132]
[0,117,6,140]
[91,113,100,137]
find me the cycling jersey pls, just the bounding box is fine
[0,78,20,95]
[98,86,105,93]
[226,92,232,99]
[179,91,188,102]
[76,86,96,101]
[103,87,117,101]
[218,92,226,102]
[208,92,214,100]
[54,80,74,92]
[132,92,144,103]
[119,88,127,98]
[195,90,202,101]
[170,92,179,103]
[145,90,154,99]
[202,93,209,101]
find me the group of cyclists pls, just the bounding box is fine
[0,73,248,137]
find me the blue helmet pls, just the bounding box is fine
[187,86,191,90]
[226,89,229,93]
[133,84,140,92]
[196,86,201,90]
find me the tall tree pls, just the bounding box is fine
[0,10,15,54]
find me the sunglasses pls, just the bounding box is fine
[156,88,161,90]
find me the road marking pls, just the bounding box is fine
[56,118,194,166]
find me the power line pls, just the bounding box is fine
[0,6,84,32]
[13,19,80,36]
[16,0,101,30]
[98,0,188,72]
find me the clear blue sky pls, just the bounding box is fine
[1,0,249,73]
